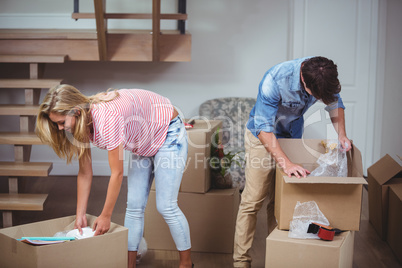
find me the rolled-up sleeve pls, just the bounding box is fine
[325,93,345,112]
[252,73,281,136]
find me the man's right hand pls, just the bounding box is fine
[257,131,310,179]
[282,161,310,178]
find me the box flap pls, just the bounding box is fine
[278,139,325,164]
[367,154,402,184]
[284,175,367,185]
[389,183,402,200]
[0,215,76,238]
[349,145,364,177]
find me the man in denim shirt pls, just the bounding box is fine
[233,57,352,268]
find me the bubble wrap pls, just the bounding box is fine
[288,201,330,239]
[310,140,348,177]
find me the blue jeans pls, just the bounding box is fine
[124,115,191,251]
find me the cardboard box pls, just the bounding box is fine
[266,228,354,268]
[367,154,402,240]
[152,119,222,193]
[144,187,239,253]
[275,139,367,231]
[0,215,128,268]
[386,183,402,264]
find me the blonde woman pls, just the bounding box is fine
[36,84,193,268]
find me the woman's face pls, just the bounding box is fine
[49,112,76,133]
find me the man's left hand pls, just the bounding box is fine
[339,135,352,152]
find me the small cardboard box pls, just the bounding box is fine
[275,139,367,231]
[152,119,222,193]
[144,187,239,253]
[367,154,402,240]
[386,183,402,264]
[0,215,128,268]
[265,228,354,268]
[181,119,222,193]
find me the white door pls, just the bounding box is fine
[290,0,379,174]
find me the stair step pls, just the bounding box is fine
[0,79,63,89]
[0,104,39,116]
[0,162,53,177]
[0,132,43,145]
[0,193,48,211]
[0,29,97,40]
[0,54,67,63]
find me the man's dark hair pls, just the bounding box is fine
[301,56,341,105]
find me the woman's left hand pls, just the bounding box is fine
[92,214,111,236]
[339,135,352,152]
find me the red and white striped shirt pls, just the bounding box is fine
[89,89,174,156]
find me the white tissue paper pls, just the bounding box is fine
[66,227,95,239]
[54,227,95,240]
[136,237,148,264]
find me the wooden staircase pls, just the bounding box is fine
[0,54,65,228]
[0,0,190,62]
[0,1,190,228]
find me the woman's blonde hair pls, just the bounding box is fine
[36,84,119,163]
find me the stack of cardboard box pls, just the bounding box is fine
[144,119,240,253]
[266,139,367,268]
[367,154,402,264]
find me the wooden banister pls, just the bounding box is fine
[152,0,161,62]
[72,13,188,20]
[94,0,107,61]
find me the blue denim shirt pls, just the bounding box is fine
[247,57,345,139]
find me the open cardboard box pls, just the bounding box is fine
[367,154,402,240]
[275,139,367,231]
[0,215,128,268]
[266,228,354,268]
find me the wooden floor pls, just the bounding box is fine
[138,187,401,268]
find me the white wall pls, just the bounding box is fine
[379,0,402,160]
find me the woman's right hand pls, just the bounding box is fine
[74,214,88,235]
[75,149,93,235]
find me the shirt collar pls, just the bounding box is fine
[290,63,304,92]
